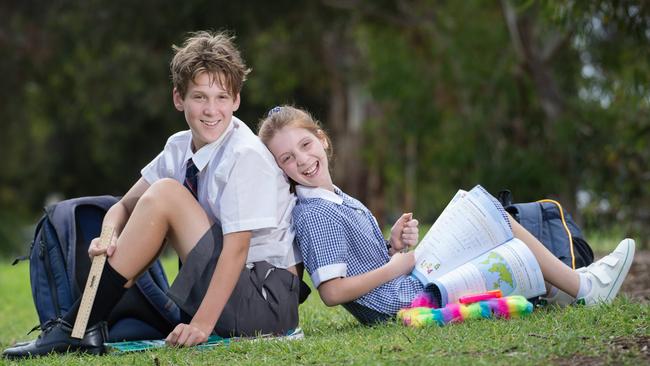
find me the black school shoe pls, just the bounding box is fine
[2,318,108,359]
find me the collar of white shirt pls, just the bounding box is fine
[183,117,239,171]
[295,185,343,205]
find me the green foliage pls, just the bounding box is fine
[1,0,649,256]
[353,1,649,244]
[0,213,32,259]
[357,1,569,221]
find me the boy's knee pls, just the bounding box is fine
[139,178,186,209]
[148,178,188,198]
[149,178,185,194]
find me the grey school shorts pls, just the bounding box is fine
[167,224,300,337]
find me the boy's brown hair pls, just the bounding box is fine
[170,30,251,98]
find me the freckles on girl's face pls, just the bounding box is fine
[267,127,334,190]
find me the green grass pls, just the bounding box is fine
[1,246,648,365]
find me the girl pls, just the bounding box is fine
[258,105,635,325]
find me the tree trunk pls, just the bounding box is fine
[322,29,368,204]
[501,0,578,214]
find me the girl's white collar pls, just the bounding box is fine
[295,185,343,205]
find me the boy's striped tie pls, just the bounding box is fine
[183,158,199,200]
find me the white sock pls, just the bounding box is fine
[576,273,593,298]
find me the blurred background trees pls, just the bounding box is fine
[1,0,648,255]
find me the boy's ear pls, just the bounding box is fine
[172,87,184,111]
[233,93,241,111]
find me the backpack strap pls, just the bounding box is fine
[12,214,46,265]
[536,199,576,270]
[134,263,180,326]
[11,255,28,265]
[496,190,513,208]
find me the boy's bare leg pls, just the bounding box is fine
[509,216,580,297]
[109,178,212,281]
[0,178,212,360]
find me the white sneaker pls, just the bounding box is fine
[576,238,635,306]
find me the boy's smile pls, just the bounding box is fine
[173,72,240,151]
[267,127,334,191]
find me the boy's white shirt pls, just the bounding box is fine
[141,117,301,269]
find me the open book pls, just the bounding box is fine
[412,185,546,307]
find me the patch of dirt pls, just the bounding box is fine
[608,335,650,359]
[619,250,650,303]
[551,335,650,366]
[552,355,605,366]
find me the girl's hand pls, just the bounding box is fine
[165,322,210,347]
[389,213,419,252]
[387,252,415,277]
[87,234,118,258]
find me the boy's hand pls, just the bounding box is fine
[387,252,415,277]
[165,322,210,347]
[389,213,419,252]
[87,233,118,258]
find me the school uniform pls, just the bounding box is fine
[293,186,423,325]
[141,117,301,336]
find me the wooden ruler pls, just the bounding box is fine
[71,225,115,339]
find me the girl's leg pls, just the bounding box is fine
[510,215,636,306]
[109,178,212,281]
[509,216,581,297]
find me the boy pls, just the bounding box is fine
[4,31,302,359]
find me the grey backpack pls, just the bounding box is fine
[497,190,594,270]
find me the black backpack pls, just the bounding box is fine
[13,195,180,341]
[496,190,594,269]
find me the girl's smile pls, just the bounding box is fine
[303,159,321,177]
[267,127,334,191]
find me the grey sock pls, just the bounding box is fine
[545,285,559,298]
